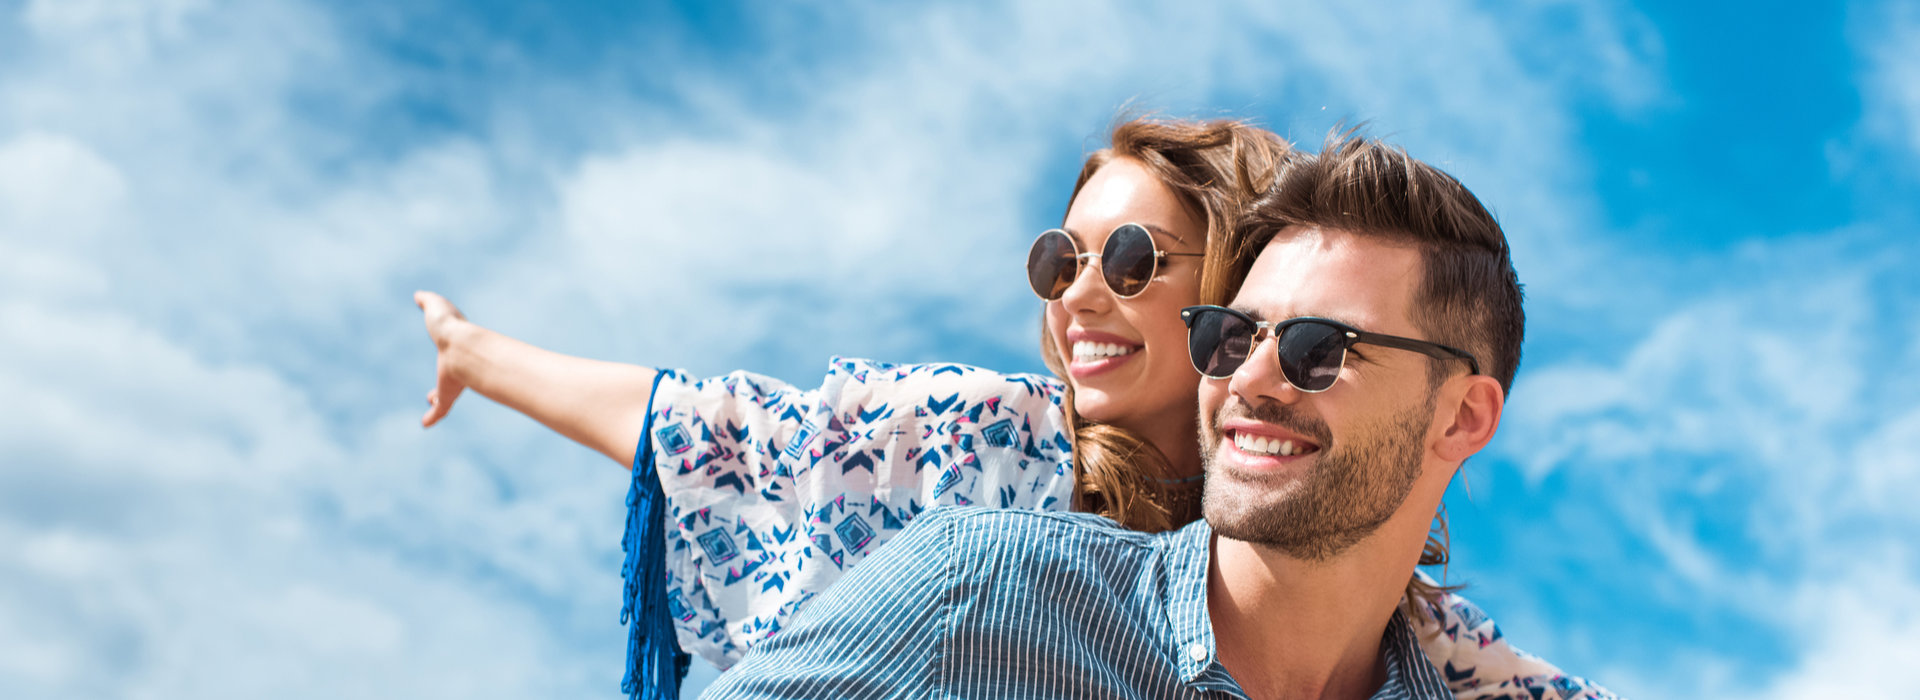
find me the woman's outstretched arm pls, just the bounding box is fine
[416,290,655,468]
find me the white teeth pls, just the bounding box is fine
[1233,432,1302,457]
[1072,341,1137,362]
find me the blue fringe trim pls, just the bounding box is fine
[621,371,689,700]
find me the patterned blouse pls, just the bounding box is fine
[621,357,1616,700]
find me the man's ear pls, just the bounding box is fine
[1433,374,1504,463]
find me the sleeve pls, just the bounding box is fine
[1412,582,1622,700]
[636,357,1076,671]
[698,507,958,700]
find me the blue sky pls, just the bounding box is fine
[3,0,1917,697]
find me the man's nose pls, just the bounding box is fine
[1226,335,1303,406]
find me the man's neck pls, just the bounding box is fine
[1204,504,1435,700]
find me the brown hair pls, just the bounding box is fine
[1040,116,1289,532]
[1233,129,1524,391]
[1230,128,1524,623]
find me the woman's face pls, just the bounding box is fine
[1046,157,1208,435]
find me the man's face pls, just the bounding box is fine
[1197,227,1444,560]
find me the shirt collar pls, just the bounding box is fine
[1159,521,1450,699]
[1377,608,1453,699]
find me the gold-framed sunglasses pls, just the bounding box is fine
[1025,223,1202,300]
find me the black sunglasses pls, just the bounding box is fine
[1026,224,1203,300]
[1179,305,1481,392]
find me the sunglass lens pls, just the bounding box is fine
[1187,308,1255,378]
[1026,230,1079,300]
[1276,321,1348,392]
[1100,224,1158,297]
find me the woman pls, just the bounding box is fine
[416,117,1609,700]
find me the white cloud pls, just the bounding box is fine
[0,132,125,305]
[1850,407,1920,515]
[0,288,625,696]
[0,515,617,699]
[1502,240,1920,543]
[0,132,127,240]
[24,0,212,38]
[1496,224,1920,696]
[1752,564,1920,700]
[1857,2,1920,160]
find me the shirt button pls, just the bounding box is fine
[1188,643,1208,662]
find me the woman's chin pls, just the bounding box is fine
[1068,388,1127,425]
[1070,375,1200,438]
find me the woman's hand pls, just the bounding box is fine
[407,290,654,465]
[416,290,470,428]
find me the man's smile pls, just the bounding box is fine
[1217,417,1324,472]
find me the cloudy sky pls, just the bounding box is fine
[4,0,1918,697]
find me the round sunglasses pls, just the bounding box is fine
[1179,305,1481,392]
[1026,224,1203,300]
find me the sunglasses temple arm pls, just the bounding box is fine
[1352,332,1483,376]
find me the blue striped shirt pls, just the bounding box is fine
[702,507,1451,700]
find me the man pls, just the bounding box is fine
[703,133,1607,700]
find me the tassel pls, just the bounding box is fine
[621,372,689,700]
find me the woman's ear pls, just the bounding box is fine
[1433,374,1504,464]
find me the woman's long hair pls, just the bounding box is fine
[1041,116,1287,532]
[1043,116,1460,624]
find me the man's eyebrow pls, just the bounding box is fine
[1227,305,1370,330]
[1312,312,1368,329]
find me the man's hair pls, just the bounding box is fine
[1229,129,1524,393]
[1223,128,1524,622]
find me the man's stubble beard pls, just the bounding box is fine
[1199,392,1434,561]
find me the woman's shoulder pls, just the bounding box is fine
[653,358,1064,398]
[824,356,1065,402]
[646,357,1071,460]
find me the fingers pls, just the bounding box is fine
[419,290,464,429]
[422,391,448,427]
[421,381,463,428]
[416,289,446,314]
[422,390,444,427]
[414,290,467,326]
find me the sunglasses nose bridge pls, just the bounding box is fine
[1248,322,1276,349]
[1053,251,1113,304]
[1224,329,1310,404]
[1067,251,1107,288]
[1057,252,1102,286]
